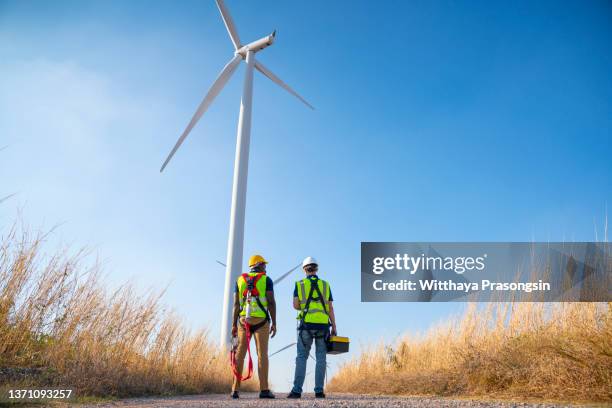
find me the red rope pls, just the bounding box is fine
[230,322,253,381]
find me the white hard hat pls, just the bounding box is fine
[302,256,318,268]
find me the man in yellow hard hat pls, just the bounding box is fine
[230,254,277,399]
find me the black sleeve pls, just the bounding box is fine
[266,276,274,292]
[329,288,333,302]
[234,282,238,293]
[293,283,298,298]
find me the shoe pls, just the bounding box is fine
[286,391,301,398]
[259,390,275,399]
[315,392,326,398]
[231,391,239,399]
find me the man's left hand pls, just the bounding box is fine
[270,323,277,338]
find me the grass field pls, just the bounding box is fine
[328,301,611,402]
[2,220,610,402]
[0,223,234,398]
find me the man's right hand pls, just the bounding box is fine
[232,324,238,338]
[270,323,277,338]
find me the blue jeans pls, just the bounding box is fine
[291,329,327,394]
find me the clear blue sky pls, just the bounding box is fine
[1,0,610,392]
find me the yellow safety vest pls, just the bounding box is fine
[236,272,269,318]
[296,277,331,324]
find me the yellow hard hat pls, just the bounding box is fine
[248,254,268,267]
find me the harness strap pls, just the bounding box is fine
[231,272,270,383]
[254,296,271,322]
[312,281,329,317]
[245,317,268,333]
[300,278,329,319]
[238,273,269,318]
[230,322,253,381]
[241,272,265,297]
[229,315,271,382]
[296,279,331,364]
[300,281,317,324]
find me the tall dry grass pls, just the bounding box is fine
[328,302,611,402]
[0,223,233,397]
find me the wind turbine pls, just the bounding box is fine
[160,0,313,349]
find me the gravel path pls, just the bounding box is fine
[78,393,587,408]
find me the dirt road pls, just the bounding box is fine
[80,393,585,407]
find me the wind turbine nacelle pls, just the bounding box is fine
[237,31,276,57]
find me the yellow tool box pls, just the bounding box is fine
[326,336,350,354]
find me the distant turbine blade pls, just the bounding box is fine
[270,342,296,357]
[274,263,301,285]
[254,61,314,110]
[215,0,241,50]
[0,193,17,204]
[216,260,227,267]
[160,55,241,172]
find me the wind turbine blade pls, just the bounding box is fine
[160,55,241,172]
[274,263,301,285]
[269,342,296,357]
[215,0,241,50]
[0,193,17,204]
[216,260,227,267]
[254,61,314,110]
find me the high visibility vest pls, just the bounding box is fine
[237,272,269,318]
[296,277,330,324]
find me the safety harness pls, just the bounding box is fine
[230,272,270,382]
[298,277,330,344]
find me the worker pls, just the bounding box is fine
[231,254,277,399]
[287,256,337,399]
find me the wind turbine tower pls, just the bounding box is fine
[160,0,313,348]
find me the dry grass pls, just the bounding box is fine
[0,223,234,397]
[329,302,611,402]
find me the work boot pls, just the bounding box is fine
[286,391,301,398]
[259,390,275,399]
[231,391,239,399]
[315,392,326,398]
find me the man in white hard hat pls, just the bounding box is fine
[287,257,337,399]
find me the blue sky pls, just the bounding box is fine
[1,0,611,392]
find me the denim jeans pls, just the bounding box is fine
[291,329,327,394]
